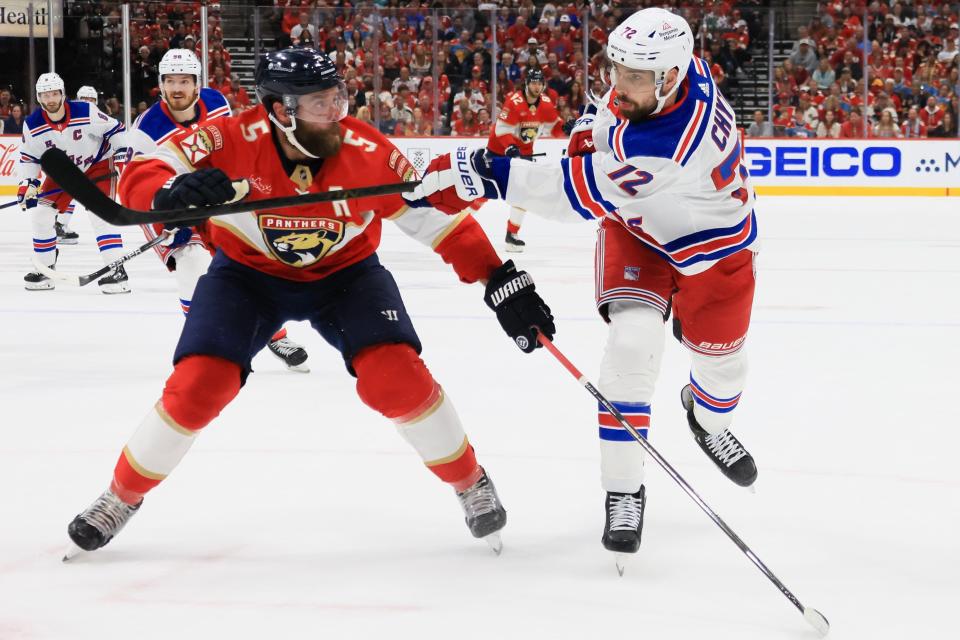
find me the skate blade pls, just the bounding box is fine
[483,533,503,555]
[503,245,524,253]
[100,285,132,295]
[62,543,85,562]
[614,552,630,577]
[285,363,310,373]
[57,239,79,246]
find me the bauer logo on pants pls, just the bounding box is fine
[259,215,345,267]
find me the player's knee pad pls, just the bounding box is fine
[161,354,242,430]
[353,343,435,419]
[688,348,749,433]
[173,244,212,303]
[598,301,666,401]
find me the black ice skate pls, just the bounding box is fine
[681,385,757,487]
[65,490,142,560]
[456,467,507,554]
[55,221,80,245]
[504,231,526,253]
[98,264,131,294]
[267,334,310,372]
[24,270,54,291]
[602,487,646,576]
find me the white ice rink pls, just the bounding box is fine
[0,196,957,639]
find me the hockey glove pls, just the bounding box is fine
[159,225,195,249]
[566,105,597,158]
[17,178,41,211]
[402,153,480,214]
[484,260,556,353]
[502,144,522,158]
[153,168,249,213]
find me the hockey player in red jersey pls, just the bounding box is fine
[487,67,562,252]
[65,48,555,558]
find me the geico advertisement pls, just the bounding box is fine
[3,134,958,195]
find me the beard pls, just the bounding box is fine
[292,121,343,158]
[616,95,657,123]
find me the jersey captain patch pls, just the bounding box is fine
[260,215,345,267]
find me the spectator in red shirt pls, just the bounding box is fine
[209,66,232,95]
[919,96,944,129]
[841,108,868,138]
[453,106,480,136]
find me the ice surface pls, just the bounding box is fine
[1,197,957,639]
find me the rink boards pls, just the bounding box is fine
[2,133,958,197]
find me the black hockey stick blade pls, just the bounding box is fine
[31,232,169,287]
[40,148,420,226]
[0,171,116,211]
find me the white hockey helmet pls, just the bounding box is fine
[159,48,202,85]
[36,72,65,97]
[606,8,694,115]
[77,85,98,101]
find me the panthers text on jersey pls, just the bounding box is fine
[119,106,502,283]
[487,90,563,156]
[495,57,757,276]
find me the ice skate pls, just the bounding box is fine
[681,385,757,487]
[267,334,310,372]
[504,231,526,253]
[98,264,131,294]
[64,490,142,560]
[55,221,79,245]
[24,270,55,291]
[456,467,507,554]
[601,486,645,576]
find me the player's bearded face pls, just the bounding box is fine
[526,80,544,100]
[612,65,661,121]
[292,118,343,158]
[162,75,199,112]
[39,90,64,114]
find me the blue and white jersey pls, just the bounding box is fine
[16,100,126,182]
[127,87,231,156]
[502,57,757,275]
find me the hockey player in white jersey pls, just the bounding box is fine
[409,8,759,570]
[52,85,102,246]
[126,49,310,370]
[17,73,130,293]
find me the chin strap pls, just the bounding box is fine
[268,111,319,159]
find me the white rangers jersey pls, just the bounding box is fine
[16,100,127,182]
[126,87,231,157]
[501,57,757,275]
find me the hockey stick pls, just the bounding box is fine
[535,332,831,637]
[40,148,419,226]
[31,232,169,287]
[0,171,117,211]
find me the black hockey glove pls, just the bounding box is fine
[502,144,522,158]
[153,168,237,212]
[484,260,556,353]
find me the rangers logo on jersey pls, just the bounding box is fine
[260,215,345,267]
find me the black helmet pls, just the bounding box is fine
[255,47,343,104]
[525,67,545,85]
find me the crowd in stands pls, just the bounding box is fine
[750,0,960,138]
[2,1,957,139]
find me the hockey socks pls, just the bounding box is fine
[111,355,241,504]
[354,344,480,488]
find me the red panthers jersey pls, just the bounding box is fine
[119,106,501,283]
[488,90,563,156]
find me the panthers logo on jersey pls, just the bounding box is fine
[519,123,540,144]
[259,215,345,267]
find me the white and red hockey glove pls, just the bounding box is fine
[17,178,41,211]
[566,106,597,158]
[403,148,507,214]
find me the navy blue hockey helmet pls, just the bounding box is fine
[525,67,545,86]
[255,47,347,123]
